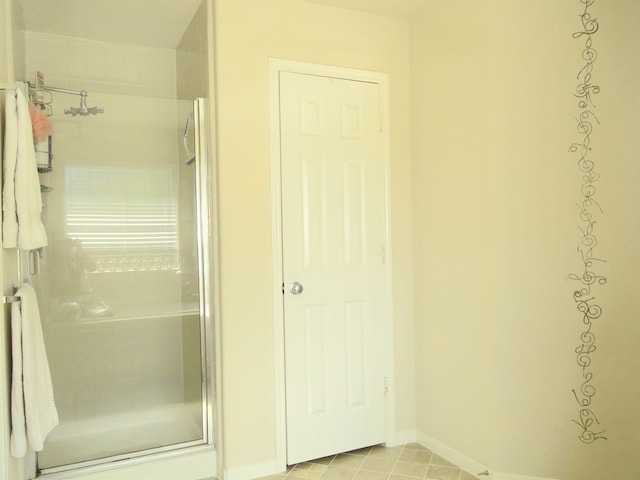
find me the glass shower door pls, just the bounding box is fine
[34,93,210,473]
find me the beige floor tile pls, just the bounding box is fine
[400,448,432,464]
[429,454,456,468]
[301,462,329,470]
[294,462,319,470]
[460,472,478,480]
[403,442,430,452]
[330,453,366,470]
[361,455,397,473]
[309,455,338,465]
[290,462,329,479]
[392,460,428,478]
[289,474,314,480]
[345,446,374,456]
[425,465,461,480]
[256,443,473,480]
[320,466,358,480]
[352,470,389,480]
[369,445,404,459]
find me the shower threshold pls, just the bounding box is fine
[38,402,205,475]
[36,444,217,480]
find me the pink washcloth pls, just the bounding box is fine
[29,105,52,143]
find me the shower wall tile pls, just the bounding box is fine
[36,91,180,312]
[11,0,27,80]
[176,0,208,100]
[25,31,177,98]
[44,316,186,420]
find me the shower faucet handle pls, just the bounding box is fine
[28,248,44,275]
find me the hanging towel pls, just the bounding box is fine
[3,90,19,246]
[2,89,48,250]
[10,284,59,458]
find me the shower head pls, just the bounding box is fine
[64,91,104,117]
[64,105,104,116]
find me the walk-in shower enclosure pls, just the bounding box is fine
[9,0,215,477]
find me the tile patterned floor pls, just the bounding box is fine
[257,443,478,480]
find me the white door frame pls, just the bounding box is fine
[268,58,396,471]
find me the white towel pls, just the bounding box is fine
[2,89,48,250]
[10,284,59,457]
[3,90,19,246]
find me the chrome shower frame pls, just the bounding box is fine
[31,97,217,480]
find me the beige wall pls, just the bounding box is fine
[411,0,499,467]
[1,2,26,479]
[215,0,415,471]
[412,1,640,479]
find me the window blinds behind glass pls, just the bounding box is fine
[64,166,179,271]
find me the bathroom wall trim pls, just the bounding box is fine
[417,431,560,480]
[493,474,562,480]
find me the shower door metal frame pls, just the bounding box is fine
[194,97,216,449]
[34,97,216,479]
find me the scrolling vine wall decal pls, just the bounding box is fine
[568,0,607,444]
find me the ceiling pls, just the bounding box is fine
[301,0,428,18]
[18,0,427,49]
[18,0,203,49]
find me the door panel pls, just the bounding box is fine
[280,72,386,465]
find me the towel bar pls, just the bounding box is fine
[3,295,20,304]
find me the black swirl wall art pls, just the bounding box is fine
[568,0,607,444]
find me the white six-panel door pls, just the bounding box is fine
[279,71,386,465]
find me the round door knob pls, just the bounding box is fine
[289,282,304,295]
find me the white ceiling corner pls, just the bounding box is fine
[18,0,204,49]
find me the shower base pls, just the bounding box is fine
[38,402,204,471]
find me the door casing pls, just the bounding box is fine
[268,58,395,471]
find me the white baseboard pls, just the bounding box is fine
[224,460,280,480]
[417,431,489,478]
[492,474,561,480]
[416,431,559,480]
